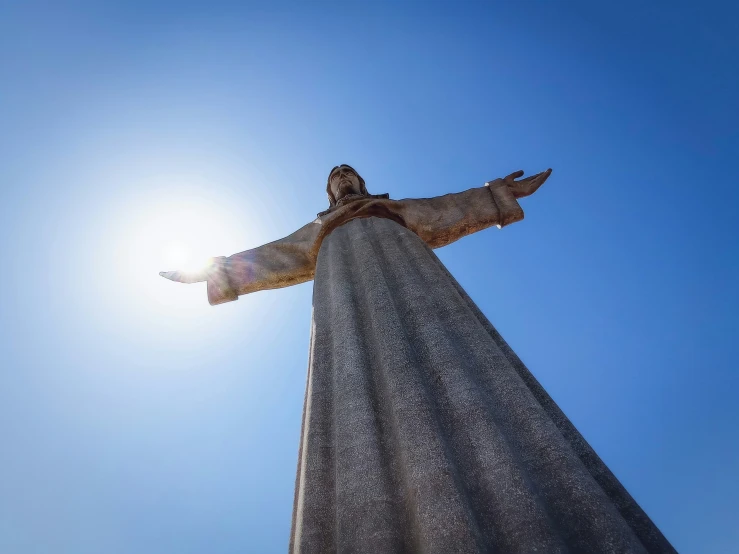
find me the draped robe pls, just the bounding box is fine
[206,185,675,553]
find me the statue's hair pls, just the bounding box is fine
[326,164,368,207]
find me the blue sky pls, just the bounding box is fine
[1,1,737,552]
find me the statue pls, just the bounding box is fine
[161,166,675,553]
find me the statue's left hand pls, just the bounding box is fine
[494,169,552,199]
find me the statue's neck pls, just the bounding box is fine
[318,193,390,217]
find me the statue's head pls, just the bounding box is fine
[326,164,368,207]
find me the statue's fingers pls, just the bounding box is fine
[529,168,553,195]
[506,170,525,181]
[509,168,552,198]
[159,270,184,282]
[537,168,553,186]
[530,168,552,185]
[159,270,206,283]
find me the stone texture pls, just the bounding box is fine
[161,165,674,553]
[289,216,675,554]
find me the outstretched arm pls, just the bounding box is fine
[160,220,322,305]
[395,169,551,249]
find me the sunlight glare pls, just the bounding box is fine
[163,240,191,269]
[112,182,262,315]
[162,240,211,274]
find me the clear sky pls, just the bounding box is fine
[1,1,737,552]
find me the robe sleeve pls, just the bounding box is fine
[394,183,524,249]
[207,220,321,305]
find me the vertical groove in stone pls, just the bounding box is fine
[290,216,676,554]
[294,233,338,554]
[381,220,570,553]
[330,220,405,552]
[356,218,485,553]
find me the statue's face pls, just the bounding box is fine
[329,166,363,202]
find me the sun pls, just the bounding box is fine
[94,176,271,346]
[133,201,222,279]
[113,183,259,309]
[160,239,212,275]
[162,239,193,269]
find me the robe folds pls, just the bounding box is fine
[288,217,674,554]
[206,186,674,553]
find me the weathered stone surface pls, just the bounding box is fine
[161,164,674,553]
[290,216,675,554]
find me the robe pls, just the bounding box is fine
[206,185,675,553]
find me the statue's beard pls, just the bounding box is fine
[337,181,361,199]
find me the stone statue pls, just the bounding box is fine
[161,166,675,553]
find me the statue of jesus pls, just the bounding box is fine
[161,166,675,553]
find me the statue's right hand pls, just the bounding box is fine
[160,256,238,304]
[158,266,210,284]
